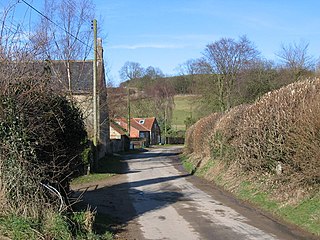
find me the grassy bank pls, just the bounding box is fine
[0,155,125,240]
[0,211,113,240]
[181,155,320,236]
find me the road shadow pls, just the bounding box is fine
[124,151,181,160]
[93,154,140,175]
[72,150,189,237]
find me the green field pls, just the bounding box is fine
[171,95,199,131]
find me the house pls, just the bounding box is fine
[114,117,161,147]
[47,38,109,157]
[109,122,130,152]
[133,117,161,145]
[0,38,110,157]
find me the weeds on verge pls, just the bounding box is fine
[0,209,113,240]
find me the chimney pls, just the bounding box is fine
[97,38,103,61]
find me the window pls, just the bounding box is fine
[139,119,145,124]
[140,132,146,138]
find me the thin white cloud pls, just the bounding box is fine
[109,43,188,50]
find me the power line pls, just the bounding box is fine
[19,0,93,51]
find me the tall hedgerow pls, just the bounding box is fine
[237,78,320,186]
[0,77,87,218]
[185,77,320,191]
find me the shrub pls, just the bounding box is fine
[184,125,195,154]
[210,104,249,162]
[185,77,320,189]
[237,78,320,186]
[191,112,222,157]
[0,79,87,218]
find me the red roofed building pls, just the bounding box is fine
[113,117,161,147]
[109,122,130,152]
[110,122,127,139]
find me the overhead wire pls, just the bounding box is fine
[19,0,93,51]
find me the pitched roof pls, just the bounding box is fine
[110,122,127,135]
[0,60,104,93]
[130,119,149,132]
[50,60,94,92]
[114,117,156,132]
[132,117,157,131]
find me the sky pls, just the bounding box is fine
[4,0,320,86]
[96,0,320,85]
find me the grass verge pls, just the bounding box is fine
[0,212,113,240]
[180,154,195,173]
[237,180,320,236]
[71,173,115,185]
[0,155,125,240]
[278,196,320,235]
[0,215,40,239]
[181,155,320,237]
[92,212,117,238]
[72,154,123,185]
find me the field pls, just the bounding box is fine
[171,94,199,131]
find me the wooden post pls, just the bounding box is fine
[164,103,167,145]
[93,19,98,147]
[127,88,131,137]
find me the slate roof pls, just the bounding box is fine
[50,60,94,93]
[0,60,102,93]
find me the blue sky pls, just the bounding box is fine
[4,0,320,85]
[97,0,320,85]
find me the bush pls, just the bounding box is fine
[237,78,320,186]
[0,79,87,218]
[190,112,222,157]
[185,77,320,190]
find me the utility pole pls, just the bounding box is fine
[92,19,98,147]
[127,88,131,137]
[164,103,167,145]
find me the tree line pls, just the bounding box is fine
[112,35,318,130]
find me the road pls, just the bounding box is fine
[73,146,316,240]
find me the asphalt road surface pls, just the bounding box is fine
[73,146,317,240]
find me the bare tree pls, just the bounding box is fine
[178,58,211,76]
[238,59,277,103]
[119,61,144,82]
[276,41,314,81]
[29,0,96,93]
[171,58,210,95]
[0,2,39,61]
[31,0,95,60]
[145,80,175,140]
[204,35,260,111]
[107,86,127,119]
[315,58,320,76]
[144,66,164,79]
